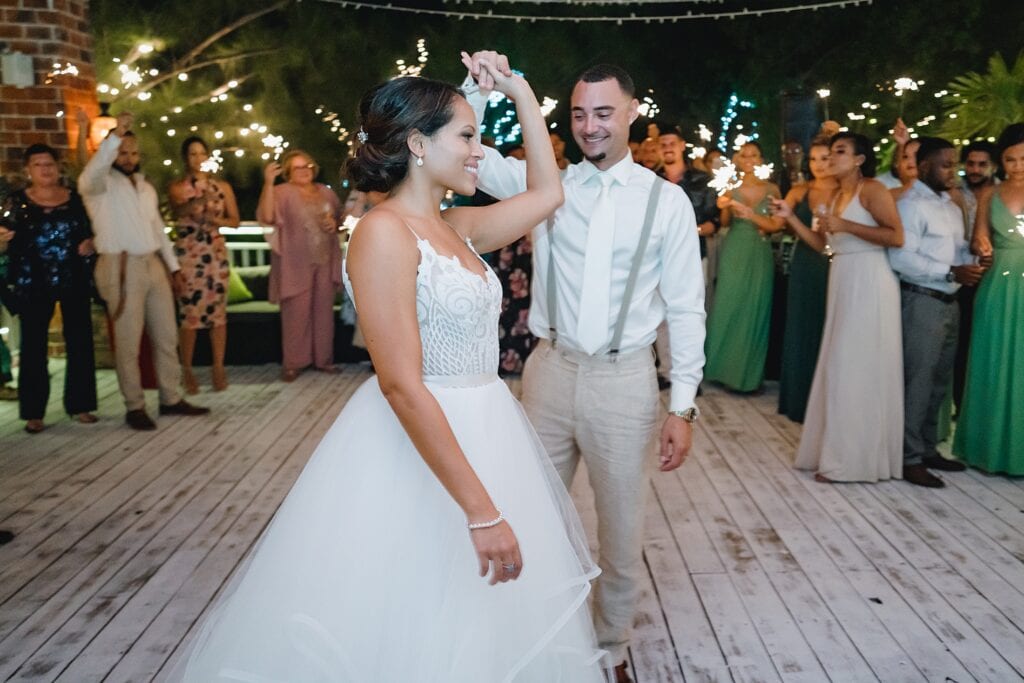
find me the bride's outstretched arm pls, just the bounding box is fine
[445,55,563,253]
[346,211,523,585]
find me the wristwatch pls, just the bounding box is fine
[945,268,956,283]
[669,407,699,423]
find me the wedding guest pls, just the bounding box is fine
[704,141,784,392]
[778,136,837,422]
[954,123,1024,474]
[780,133,905,483]
[952,140,998,411]
[79,111,209,430]
[256,149,343,381]
[638,136,663,172]
[466,53,705,683]
[167,136,240,393]
[0,263,16,401]
[890,137,983,487]
[551,131,570,169]
[889,121,920,202]
[704,148,725,171]
[0,144,97,433]
[0,335,14,401]
[655,126,717,388]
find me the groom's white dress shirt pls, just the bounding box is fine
[467,93,706,411]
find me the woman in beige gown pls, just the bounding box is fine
[781,133,905,482]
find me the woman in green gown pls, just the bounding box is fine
[705,142,785,392]
[778,138,837,421]
[954,123,1024,474]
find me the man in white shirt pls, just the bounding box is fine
[890,137,987,488]
[464,53,705,682]
[79,112,209,430]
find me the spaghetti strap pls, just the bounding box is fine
[441,219,467,243]
[400,218,423,241]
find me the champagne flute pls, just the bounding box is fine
[814,203,835,258]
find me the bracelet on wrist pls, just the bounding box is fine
[467,509,504,530]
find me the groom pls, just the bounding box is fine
[463,53,705,682]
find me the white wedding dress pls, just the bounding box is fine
[168,229,607,682]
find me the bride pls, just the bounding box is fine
[168,58,607,681]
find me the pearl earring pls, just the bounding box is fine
[416,156,424,167]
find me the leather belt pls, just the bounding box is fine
[900,281,956,304]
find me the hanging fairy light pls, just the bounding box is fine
[394,38,429,78]
[119,65,143,88]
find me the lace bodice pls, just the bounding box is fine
[343,237,502,377]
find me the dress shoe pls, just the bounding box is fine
[904,463,945,488]
[24,419,45,434]
[126,409,157,431]
[923,454,966,472]
[159,400,210,417]
[75,412,99,424]
[612,661,633,683]
[281,368,300,382]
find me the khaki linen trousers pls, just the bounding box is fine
[95,252,182,411]
[521,339,660,664]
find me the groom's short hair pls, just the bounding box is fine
[575,64,635,98]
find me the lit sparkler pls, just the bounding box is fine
[689,146,707,160]
[698,124,713,142]
[709,160,742,196]
[753,163,774,180]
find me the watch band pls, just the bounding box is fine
[669,407,699,423]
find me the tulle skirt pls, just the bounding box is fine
[168,374,606,682]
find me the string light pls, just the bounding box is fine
[316,0,871,22]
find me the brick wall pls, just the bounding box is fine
[0,0,98,175]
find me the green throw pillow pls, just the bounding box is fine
[227,267,254,304]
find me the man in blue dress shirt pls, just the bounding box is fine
[890,137,988,487]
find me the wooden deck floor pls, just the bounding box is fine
[1,365,1023,682]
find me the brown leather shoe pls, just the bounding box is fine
[159,400,210,417]
[126,409,157,431]
[904,463,945,488]
[923,454,966,472]
[612,661,633,683]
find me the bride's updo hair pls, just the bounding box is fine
[347,77,465,193]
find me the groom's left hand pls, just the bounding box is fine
[659,416,693,472]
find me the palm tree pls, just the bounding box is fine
[940,52,1024,141]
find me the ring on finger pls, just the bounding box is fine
[502,562,517,573]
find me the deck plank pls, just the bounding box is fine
[2,376,1024,682]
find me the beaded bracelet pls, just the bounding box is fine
[467,509,504,530]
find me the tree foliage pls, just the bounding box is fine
[87,0,1024,211]
[940,52,1024,141]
